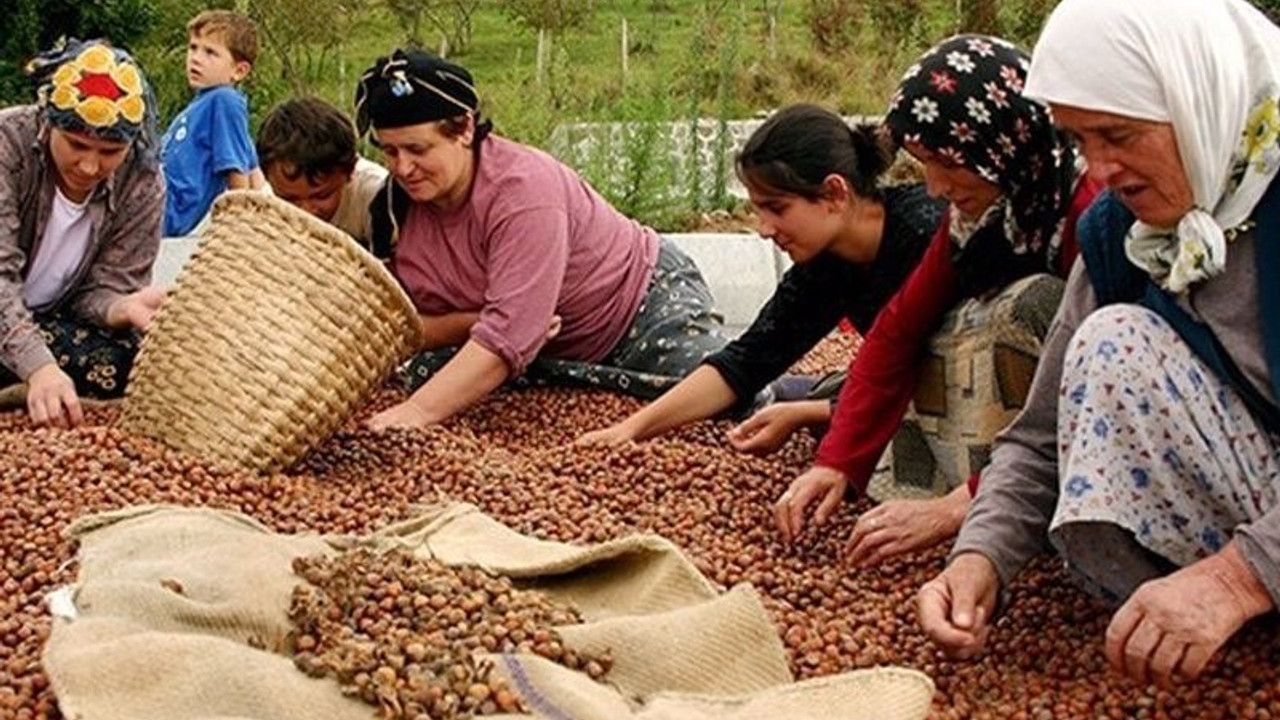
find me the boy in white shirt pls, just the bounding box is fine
[256,98,386,248]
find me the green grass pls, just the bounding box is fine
[16,0,1061,229]
[152,0,1054,145]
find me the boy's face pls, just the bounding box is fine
[266,163,350,223]
[186,31,250,89]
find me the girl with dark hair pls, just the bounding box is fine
[0,40,166,427]
[774,35,1103,566]
[580,103,944,446]
[354,48,728,429]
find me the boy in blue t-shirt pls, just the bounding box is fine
[160,10,264,236]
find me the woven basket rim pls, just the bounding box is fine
[208,190,422,342]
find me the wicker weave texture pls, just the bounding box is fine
[121,191,422,473]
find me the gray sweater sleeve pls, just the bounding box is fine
[949,258,1098,586]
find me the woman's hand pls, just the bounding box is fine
[773,465,850,544]
[917,552,1000,659]
[577,421,636,447]
[845,484,971,567]
[1105,541,1273,687]
[367,398,433,430]
[107,286,168,331]
[26,363,83,428]
[729,400,827,456]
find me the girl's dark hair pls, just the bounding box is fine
[736,104,890,201]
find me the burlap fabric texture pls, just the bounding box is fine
[120,191,423,474]
[869,273,1065,501]
[43,503,934,720]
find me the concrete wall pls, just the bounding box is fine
[664,233,787,334]
[154,232,788,336]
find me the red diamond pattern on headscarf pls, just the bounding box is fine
[76,72,123,101]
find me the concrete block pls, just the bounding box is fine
[152,236,201,287]
[666,233,789,333]
[154,232,792,337]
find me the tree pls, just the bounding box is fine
[0,0,157,104]
[384,0,480,54]
[500,0,595,35]
[246,0,367,96]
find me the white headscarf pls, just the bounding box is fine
[1025,0,1280,293]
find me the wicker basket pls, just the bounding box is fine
[120,191,423,473]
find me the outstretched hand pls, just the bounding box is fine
[773,465,850,544]
[107,286,168,331]
[728,402,807,456]
[576,422,636,447]
[1104,542,1273,687]
[917,552,1000,659]
[367,399,433,430]
[845,484,971,567]
[26,363,83,428]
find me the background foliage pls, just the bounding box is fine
[4,0,1278,229]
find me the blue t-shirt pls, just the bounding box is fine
[160,86,258,236]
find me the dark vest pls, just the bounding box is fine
[1077,184,1280,432]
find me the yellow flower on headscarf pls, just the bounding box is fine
[77,96,120,128]
[52,63,80,89]
[118,95,145,124]
[77,45,114,74]
[1243,96,1280,168]
[110,63,143,96]
[50,84,79,110]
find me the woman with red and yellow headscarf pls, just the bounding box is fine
[0,39,166,427]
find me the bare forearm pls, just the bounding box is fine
[103,294,133,329]
[1203,541,1275,619]
[404,339,510,424]
[619,365,738,440]
[419,312,481,350]
[226,170,251,190]
[791,399,833,426]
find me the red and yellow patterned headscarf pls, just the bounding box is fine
[26,39,155,146]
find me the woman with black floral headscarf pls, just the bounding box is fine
[772,35,1102,564]
[0,39,166,427]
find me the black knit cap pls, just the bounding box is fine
[354,48,479,136]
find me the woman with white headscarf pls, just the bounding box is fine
[918,0,1280,688]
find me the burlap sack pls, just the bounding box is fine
[43,504,933,720]
[869,273,1064,502]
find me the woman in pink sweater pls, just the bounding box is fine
[354,49,727,429]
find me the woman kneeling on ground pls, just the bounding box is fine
[355,49,727,430]
[0,40,166,428]
[920,0,1280,687]
[579,104,943,448]
[774,34,1102,565]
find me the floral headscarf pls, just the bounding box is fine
[885,35,1078,298]
[1025,0,1280,294]
[25,39,156,152]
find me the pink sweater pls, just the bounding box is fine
[393,135,659,374]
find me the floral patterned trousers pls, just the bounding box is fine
[0,311,141,399]
[1051,303,1280,599]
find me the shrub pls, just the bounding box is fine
[0,0,158,105]
[500,0,594,34]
